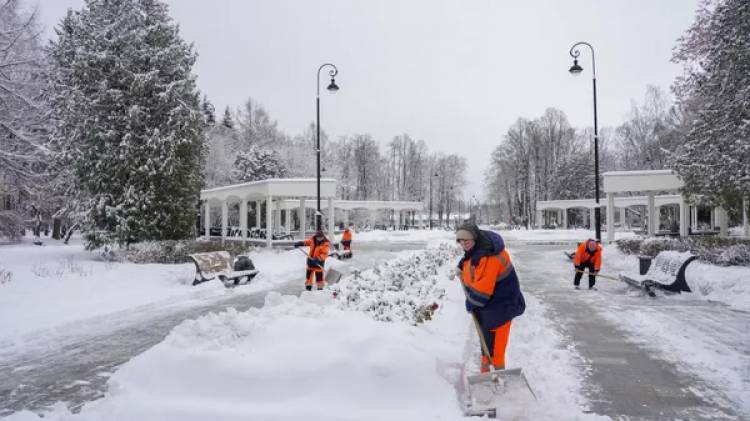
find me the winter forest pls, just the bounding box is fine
[0,0,748,244]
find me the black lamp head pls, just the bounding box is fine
[569,59,583,75]
[327,78,339,92]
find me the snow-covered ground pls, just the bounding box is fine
[2,228,749,419]
[0,235,350,344]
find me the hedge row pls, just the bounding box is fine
[126,239,253,264]
[615,236,750,267]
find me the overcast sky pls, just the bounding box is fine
[36,0,699,197]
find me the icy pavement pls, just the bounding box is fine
[0,242,426,417]
[510,242,746,420]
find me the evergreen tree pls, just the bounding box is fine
[49,0,206,247]
[671,0,750,203]
[221,106,234,129]
[231,145,287,182]
[201,95,216,126]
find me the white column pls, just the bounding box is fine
[299,198,307,240]
[589,207,596,230]
[647,193,656,236]
[275,201,281,233]
[692,205,698,231]
[204,201,210,238]
[744,197,749,238]
[285,208,291,234]
[607,194,615,242]
[265,197,273,247]
[711,207,717,229]
[240,200,248,241]
[327,197,335,238]
[718,207,729,237]
[562,208,568,229]
[221,200,229,243]
[255,201,261,229]
[619,207,626,228]
[344,209,349,228]
[536,209,542,228]
[679,196,688,237]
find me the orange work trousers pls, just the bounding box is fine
[480,320,512,372]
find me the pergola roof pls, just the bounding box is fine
[277,199,423,211]
[603,170,683,194]
[537,194,683,211]
[200,178,337,203]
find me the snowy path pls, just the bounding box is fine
[0,242,425,417]
[511,241,745,420]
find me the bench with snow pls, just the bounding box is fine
[618,251,697,297]
[188,251,258,287]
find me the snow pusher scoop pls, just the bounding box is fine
[295,248,342,285]
[461,289,536,416]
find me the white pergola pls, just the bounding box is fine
[200,178,424,247]
[602,170,730,242]
[536,169,747,241]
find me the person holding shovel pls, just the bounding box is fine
[573,238,602,290]
[456,223,525,373]
[294,230,331,291]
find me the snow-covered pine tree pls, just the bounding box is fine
[231,145,287,183]
[671,0,750,204]
[221,106,234,129]
[48,0,206,247]
[0,0,49,232]
[201,95,216,126]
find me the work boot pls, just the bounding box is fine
[574,285,580,290]
[305,285,312,291]
[589,286,597,291]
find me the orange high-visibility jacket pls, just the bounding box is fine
[461,248,515,301]
[304,236,330,271]
[342,229,352,242]
[573,240,602,271]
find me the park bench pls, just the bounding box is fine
[619,251,697,297]
[188,251,259,287]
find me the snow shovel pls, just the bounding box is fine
[461,287,536,415]
[295,247,342,285]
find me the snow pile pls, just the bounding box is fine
[7,292,466,421]
[331,242,458,324]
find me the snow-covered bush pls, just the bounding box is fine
[0,266,11,284]
[331,242,460,325]
[31,258,91,280]
[614,237,641,255]
[615,236,750,266]
[0,210,23,241]
[126,240,253,264]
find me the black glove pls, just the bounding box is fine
[465,300,478,313]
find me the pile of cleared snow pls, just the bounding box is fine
[331,242,458,324]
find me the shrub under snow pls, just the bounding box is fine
[126,239,253,264]
[615,236,750,267]
[331,242,460,324]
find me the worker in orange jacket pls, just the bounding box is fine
[573,238,602,290]
[341,226,353,255]
[456,223,525,372]
[294,230,330,291]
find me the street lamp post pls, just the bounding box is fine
[316,63,339,232]
[429,172,438,229]
[569,41,601,242]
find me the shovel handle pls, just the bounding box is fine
[460,283,497,373]
[296,246,325,271]
[574,269,619,282]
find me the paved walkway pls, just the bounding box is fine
[511,242,741,420]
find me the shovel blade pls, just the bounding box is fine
[465,367,537,413]
[325,268,343,284]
